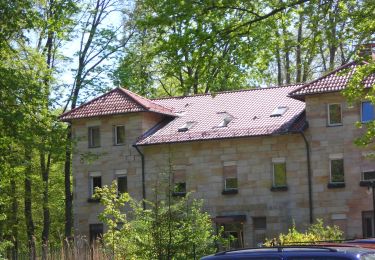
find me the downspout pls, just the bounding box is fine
[133,144,146,210]
[299,130,313,224]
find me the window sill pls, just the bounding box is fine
[88,146,101,149]
[114,143,125,146]
[360,181,375,187]
[172,192,186,197]
[270,186,288,192]
[87,198,100,203]
[222,189,238,195]
[327,182,345,188]
[327,124,343,127]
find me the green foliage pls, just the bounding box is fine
[115,0,375,97]
[264,219,343,246]
[96,182,220,259]
[343,61,375,147]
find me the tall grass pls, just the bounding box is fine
[7,237,112,260]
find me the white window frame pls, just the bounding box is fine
[361,101,375,123]
[329,154,344,183]
[88,126,100,148]
[114,125,125,145]
[89,171,101,197]
[115,170,127,195]
[362,170,375,181]
[327,103,343,126]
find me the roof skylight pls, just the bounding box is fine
[178,121,196,132]
[270,106,288,117]
[217,112,234,128]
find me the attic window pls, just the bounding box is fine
[270,106,288,117]
[178,121,196,132]
[217,112,234,128]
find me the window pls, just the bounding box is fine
[117,175,127,194]
[362,171,375,181]
[330,158,344,183]
[270,106,288,117]
[361,101,375,123]
[217,112,234,127]
[114,125,125,145]
[273,161,287,187]
[89,172,102,198]
[88,126,100,147]
[174,182,186,193]
[223,163,238,194]
[327,103,342,126]
[253,217,267,230]
[225,178,238,190]
[89,223,103,243]
[362,211,374,238]
[115,170,127,194]
[173,169,186,196]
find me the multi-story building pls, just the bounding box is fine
[60,61,375,247]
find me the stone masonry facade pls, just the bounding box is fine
[62,62,375,247]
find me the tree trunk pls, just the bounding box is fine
[64,127,73,239]
[40,150,51,260]
[11,177,19,260]
[276,43,283,86]
[24,150,36,260]
[296,12,303,83]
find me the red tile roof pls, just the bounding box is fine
[136,85,306,145]
[59,87,175,121]
[289,61,375,100]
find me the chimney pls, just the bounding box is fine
[358,43,375,61]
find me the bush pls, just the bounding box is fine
[264,219,343,246]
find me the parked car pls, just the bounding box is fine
[346,239,375,249]
[201,246,375,259]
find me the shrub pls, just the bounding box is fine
[264,219,343,246]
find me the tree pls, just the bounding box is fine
[61,0,135,239]
[96,180,221,260]
[116,0,375,97]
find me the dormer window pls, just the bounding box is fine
[178,121,196,132]
[217,112,234,128]
[270,106,288,117]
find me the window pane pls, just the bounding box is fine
[362,101,374,122]
[363,171,375,181]
[89,223,103,242]
[329,104,342,125]
[225,178,238,190]
[273,163,286,187]
[117,176,127,194]
[253,217,267,230]
[116,126,125,145]
[331,159,344,183]
[174,182,186,193]
[89,127,100,147]
[92,176,102,196]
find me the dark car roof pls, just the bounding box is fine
[201,246,375,259]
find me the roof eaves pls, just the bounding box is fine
[58,88,121,121]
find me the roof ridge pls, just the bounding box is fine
[119,88,174,113]
[152,84,304,101]
[289,61,357,97]
[59,88,121,120]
